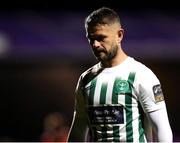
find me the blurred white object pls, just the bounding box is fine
[0,32,10,58]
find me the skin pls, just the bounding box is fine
[86,22,127,68]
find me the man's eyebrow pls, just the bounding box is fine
[87,34,107,39]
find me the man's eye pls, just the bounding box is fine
[96,37,103,41]
[88,36,106,43]
[96,36,106,42]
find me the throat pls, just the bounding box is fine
[101,52,128,68]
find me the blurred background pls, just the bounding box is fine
[0,0,179,141]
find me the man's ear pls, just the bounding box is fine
[117,28,124,44]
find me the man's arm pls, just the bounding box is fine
[137,65,173,142]
[67,76,88,142]
[143,113,153,142]
[147,107,173,142]
[67,111,88,142]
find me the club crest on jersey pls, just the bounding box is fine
[116,80,130,94]
[153,84,164,103]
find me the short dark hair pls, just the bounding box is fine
[85,7,121,29]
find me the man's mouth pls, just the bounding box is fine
[94,48,106,54]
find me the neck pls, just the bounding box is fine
[101,49,128,68]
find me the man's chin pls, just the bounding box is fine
[96,56,107,62]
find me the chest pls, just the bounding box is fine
[84,72,138,106]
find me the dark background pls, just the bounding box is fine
[0,0,179,141]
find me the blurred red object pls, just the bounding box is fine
[40,112,69,142]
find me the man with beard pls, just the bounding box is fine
[67,7,173,142]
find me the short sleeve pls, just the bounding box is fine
[137,66,166,113]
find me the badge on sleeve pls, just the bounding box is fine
[153,84,164,103]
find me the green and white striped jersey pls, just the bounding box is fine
[75,57,165,142]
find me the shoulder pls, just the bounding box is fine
[129,59,162,97]
[75,63,101,93]
[78,62,101,85]
[129,57,158,79]
[81,63,98,76]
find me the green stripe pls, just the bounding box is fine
[112,77,121,141]
[89,78,97,105]
[126,72,136,142]
[113,126,120,142]
[100,82,108,104]
[112,77,121,104]
[138,102,145,142]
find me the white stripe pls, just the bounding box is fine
[85,82,91,98]
[106,125,113,140]
[105,77,114,104]
[119,73,130,142]
[119,95,126,142]
[93,77,102,105]
[96,125,103,141]
[132,104,139,141]
[132,82,142,142]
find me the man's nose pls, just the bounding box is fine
[92,40,101,48]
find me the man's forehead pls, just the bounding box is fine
[86,27,108,38]
[87,24,109,31]
[87,24,110,35]
[87,23,120,32]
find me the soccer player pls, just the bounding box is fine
[67,7,173,142]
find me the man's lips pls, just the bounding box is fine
[93,48,106,54]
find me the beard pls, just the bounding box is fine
[94,43,118,63]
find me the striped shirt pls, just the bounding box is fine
[75,57,165,142]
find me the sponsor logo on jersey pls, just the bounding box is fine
[88,106,124,124]
[153,84,164,103]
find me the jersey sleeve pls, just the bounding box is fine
[137,66,166,113]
